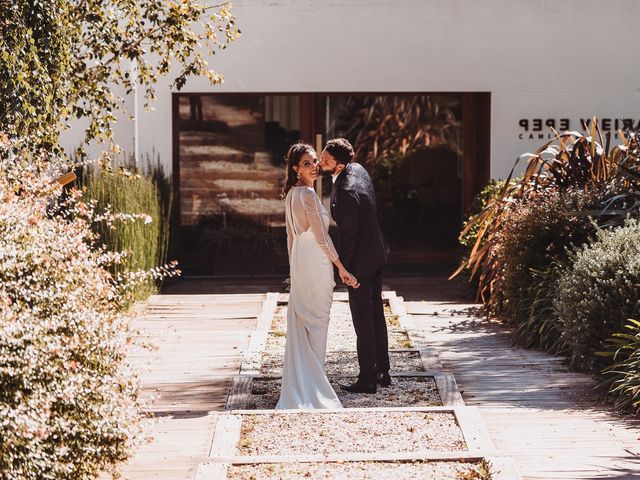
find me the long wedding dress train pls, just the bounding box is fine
[275,186,342,410]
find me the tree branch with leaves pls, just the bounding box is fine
[0,0,240,151]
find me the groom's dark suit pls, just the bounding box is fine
[331,162,390,383]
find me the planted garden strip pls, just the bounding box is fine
[235,409,467,457]
[277,291,398,304]
[224,459,488,480]
[222,293,509,478]
[264,328,413,352]
[260,349,426,376]
[201,408,511,470]
[248,375,442,410]
[194,456,519,480]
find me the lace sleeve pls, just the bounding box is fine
[285,211,293,262]
[301,188,339,263]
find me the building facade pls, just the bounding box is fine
[61,0,640,275]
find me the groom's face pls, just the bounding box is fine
[319,149,338,175]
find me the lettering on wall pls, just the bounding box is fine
[517,118,640,140]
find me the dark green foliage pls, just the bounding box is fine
[78,157,173,304]
[515,264,568,355]
[0,1,240,149]
[599,318,640,414]
[0,1,72,147]
[491,187,606,322]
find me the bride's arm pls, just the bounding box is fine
[301,189,339,263]
[301,189,359,287]
[285,212,293,262]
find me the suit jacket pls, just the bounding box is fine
[330,162,389,277]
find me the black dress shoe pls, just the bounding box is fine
[377,372,392,387]
[339,380,377,394]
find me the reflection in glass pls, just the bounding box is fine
[325,95,463,253]
[176,94,299,275]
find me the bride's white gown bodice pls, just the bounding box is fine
[276,186,342,410]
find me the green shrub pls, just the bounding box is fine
[456,125,640,304]
[599,318,640,414]
[554,218,640,371]
[0,147,141,479]
[79,158,172,305]
[490,187,605,323]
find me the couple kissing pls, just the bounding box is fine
[276,138,390,410]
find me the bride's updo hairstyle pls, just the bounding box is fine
[281,142,316,198]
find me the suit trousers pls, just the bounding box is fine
[347,267,390,382]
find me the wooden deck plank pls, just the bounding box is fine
[411,304,640,480]
[110,294,266,479]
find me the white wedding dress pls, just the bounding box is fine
[275,186,343,410]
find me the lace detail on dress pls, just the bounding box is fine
[300,187,339,263]
[285,187,339,263]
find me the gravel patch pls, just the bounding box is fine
[265,329,412,353]
[237,411,466,456]
[260,350,425,376]
[272,302,401,333]
[227,460,483,480]
[250,376,441,410]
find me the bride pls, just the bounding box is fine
[276,142,359,410]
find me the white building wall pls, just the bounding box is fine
[61,0,640,179]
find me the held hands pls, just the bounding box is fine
[339,267,360,289]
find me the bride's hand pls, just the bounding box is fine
[339,268,360,289]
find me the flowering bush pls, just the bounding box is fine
[554,218,640,371]
[0,139,177,479]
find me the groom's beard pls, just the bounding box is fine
[319,165,336,176]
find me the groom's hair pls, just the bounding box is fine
[325,138,354,165]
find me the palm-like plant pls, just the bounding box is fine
[452,120,640,304]
[336,95,462,165]
[599,318,640,413]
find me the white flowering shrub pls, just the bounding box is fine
[0,137,177,479]
[554,218,640,372]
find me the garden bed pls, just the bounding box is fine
[249,375,441,409]
[260,350,425,376]
[237,410,466,456]
[271,303,400,331]
[264,329,412,352]
[226,460,484,479]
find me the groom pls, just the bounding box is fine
[319,138,391,394]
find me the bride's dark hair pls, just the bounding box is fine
[281,142,316,198]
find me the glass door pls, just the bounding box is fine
[320,94,465,265]
[173,94,304,275]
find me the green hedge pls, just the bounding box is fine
[79,159,172,305]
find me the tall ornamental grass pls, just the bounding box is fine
[79,158,173,304]
[454,123,640,306]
